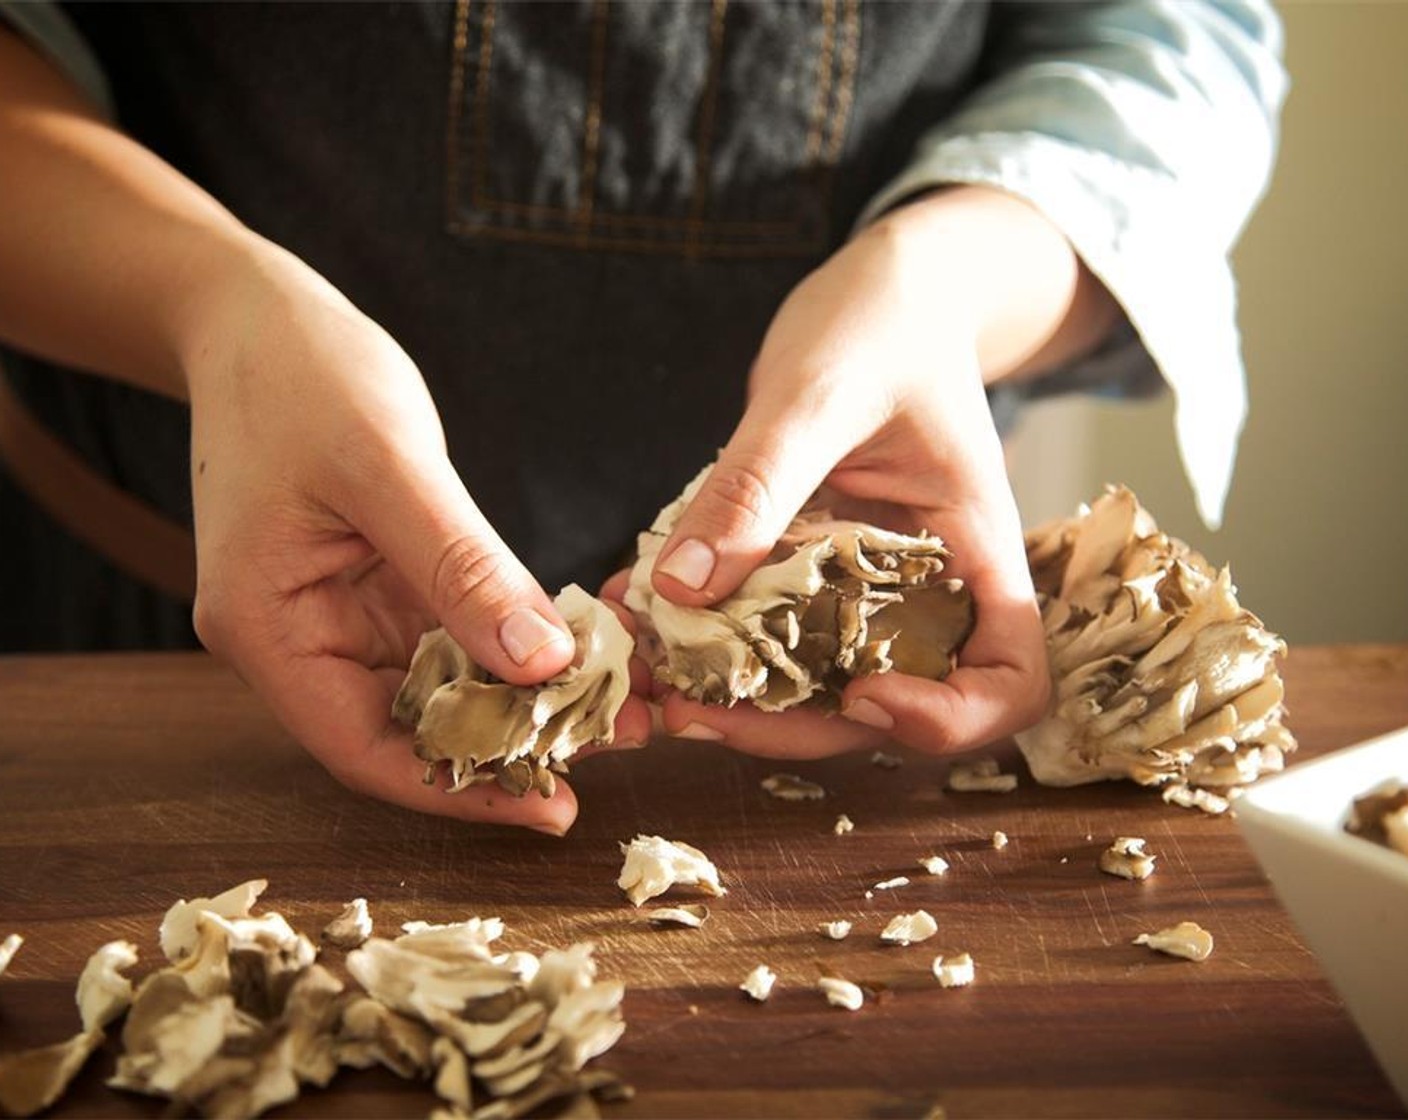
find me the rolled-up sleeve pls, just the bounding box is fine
[0,0,112,116]
[859,1,1288,527]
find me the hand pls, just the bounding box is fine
[183,239,651,831]
[645,188,1109,758]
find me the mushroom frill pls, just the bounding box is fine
[624,467,974,712]
[392,584,633,798]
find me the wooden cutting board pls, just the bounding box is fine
[0,647,1404,1117]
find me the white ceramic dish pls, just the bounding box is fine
[1236,726,1408,1107]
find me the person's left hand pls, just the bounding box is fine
[639,188,1076,760]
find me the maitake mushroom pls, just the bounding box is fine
[625,467,973,712]
[0,884,629,1120]
[1017,487,1295,807]
[393,584,632,798]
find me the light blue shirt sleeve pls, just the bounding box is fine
[858,1,1288,528]
[0,0,112,116]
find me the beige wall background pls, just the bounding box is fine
[1009,1,1408,644]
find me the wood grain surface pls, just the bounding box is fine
[1,645,1405,1118]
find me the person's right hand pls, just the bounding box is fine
[182,238,651,833]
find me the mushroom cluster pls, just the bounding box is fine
[625,467,973,712]
[392,584,632,798]
[0,882,628,1119]
[1016,487,1295,805]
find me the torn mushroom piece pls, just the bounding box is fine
[646,905,709,929]
[872,876,910,892]
[1017,487,1295,807]
[833,814,855,836]
[818,976,865,1011]
[1099,837,1157,881]
[880,911,938,947]
[946,755,1018,793]
[0,933,21,980]
[932,952,975,988]
[158,878,268,962]
[918,856,949,876]
[1134,921,1214,962]
[1345,779,1408,856]
[323,899,373,950]
[77,940,139,1032]
[761,773,827,802]
[625,466,973,713]
[0,1029,106,1118]
[739,965,777,1002]
[346,924,628,1119]
[393,584,632,798]
[617,835,726,907]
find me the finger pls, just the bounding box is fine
[660,690,890,760]
[651,388,871,606]
[599,568,632,605]
[353,453,574,687]
[612,693,653,750]
[601,595,638,640]
[254,649,579,834]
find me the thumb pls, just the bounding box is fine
[360,453,574,685]
[652,392,858,606]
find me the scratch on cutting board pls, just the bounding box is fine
[1158,819,1216,911]
[1034,930,1053,979]
[1080,885,1113,946]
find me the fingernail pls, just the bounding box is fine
[500,609,571,666]
[676,721,725,741]
[659,539,716,591]
[613,737,648,751]
[529,819,569,838]
[842,698,894,731]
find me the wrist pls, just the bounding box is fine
[858,184,1116,384]
[174,229,361,405]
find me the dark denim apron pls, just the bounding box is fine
[3,0,1000,650]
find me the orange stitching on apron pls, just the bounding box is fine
[805,0,836,166]
[446,0,829,252]
[825,0,861,164]
[685,0,729,256]
[472,0,499,213]
[444,0,472,230]
[575,0,611,232]
[461,202,795,231]
[446,221,824,258]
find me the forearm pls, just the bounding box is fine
[860,184,1120,387]
[0,27,254,400]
